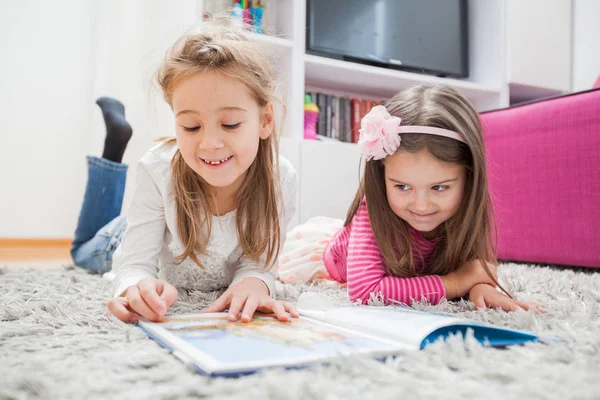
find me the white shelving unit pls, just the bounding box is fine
[304,54,503,110]
[201,1,576,118]
[198,0,510,141]
[198,1,575,225]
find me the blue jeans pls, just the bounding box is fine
[71,156,128,274]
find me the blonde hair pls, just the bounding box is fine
[346,85,504,292]
[156,18,281,270]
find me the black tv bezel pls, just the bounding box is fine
[305,0,469,78]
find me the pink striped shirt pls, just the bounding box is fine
[323,200,446,305]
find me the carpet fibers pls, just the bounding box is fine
[1,263,599,400]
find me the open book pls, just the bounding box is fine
[137,293,542,377]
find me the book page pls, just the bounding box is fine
[139,313,410,375]
[299,306,467,348]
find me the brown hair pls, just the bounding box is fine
[156,18,281,270]
[346,85,503,291]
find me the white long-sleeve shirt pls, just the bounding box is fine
[111,140,298,298]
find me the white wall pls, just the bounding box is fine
[506,0,572,93]
[572,0,600,91]
[89,0,198,220]
[0,0,94,238]
[2,0,597,239]
[0,0,197,238]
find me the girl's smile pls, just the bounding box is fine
[199,155,233,167]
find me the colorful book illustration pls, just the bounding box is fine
[137,293,544,377]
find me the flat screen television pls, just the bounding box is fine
[306,0,469,78]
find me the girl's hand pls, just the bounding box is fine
[107,278,178,323]
[205,277,299,322]
[444,260,498,299]
[469,283,542,313]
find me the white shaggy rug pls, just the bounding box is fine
[1,263,599,400]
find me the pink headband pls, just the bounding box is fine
[358,105,466,160]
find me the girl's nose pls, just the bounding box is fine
[198,129,224,150]
[412,192,431,213]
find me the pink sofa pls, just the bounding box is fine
[481,85,600,268]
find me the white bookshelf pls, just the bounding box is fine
[304,54,503,110]
[194,0,541,224]
[198,0,511,141]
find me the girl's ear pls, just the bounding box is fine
[260,102,275,140]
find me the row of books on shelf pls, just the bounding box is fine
[306,92,385,143]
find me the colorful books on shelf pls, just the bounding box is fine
[203,0,275,35]
[307,91,385,143]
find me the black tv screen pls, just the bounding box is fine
[306,0,469,78]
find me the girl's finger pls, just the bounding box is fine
[159,282,179,308]
[517,301,544,314]
[139,279,166,318]
[127,286,161,321]
[514,301,530,311]
[472,295,487,310]
[241,296,260,322]
[107,298,138,323]
[204,291,232,313]
[503,299,521,312]
[283,302,299,318]
[228,295,247,322]
[271,301,290,322]
[510,302,522,312]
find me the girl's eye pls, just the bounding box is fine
[432,185,449,192]
[396,184,411,191]
[183,126,200,132]
[222,123,241,130]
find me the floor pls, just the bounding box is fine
[0,240,72,269]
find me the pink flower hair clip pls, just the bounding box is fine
[357,105,466,161]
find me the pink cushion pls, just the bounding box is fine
[481,89,600,268]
